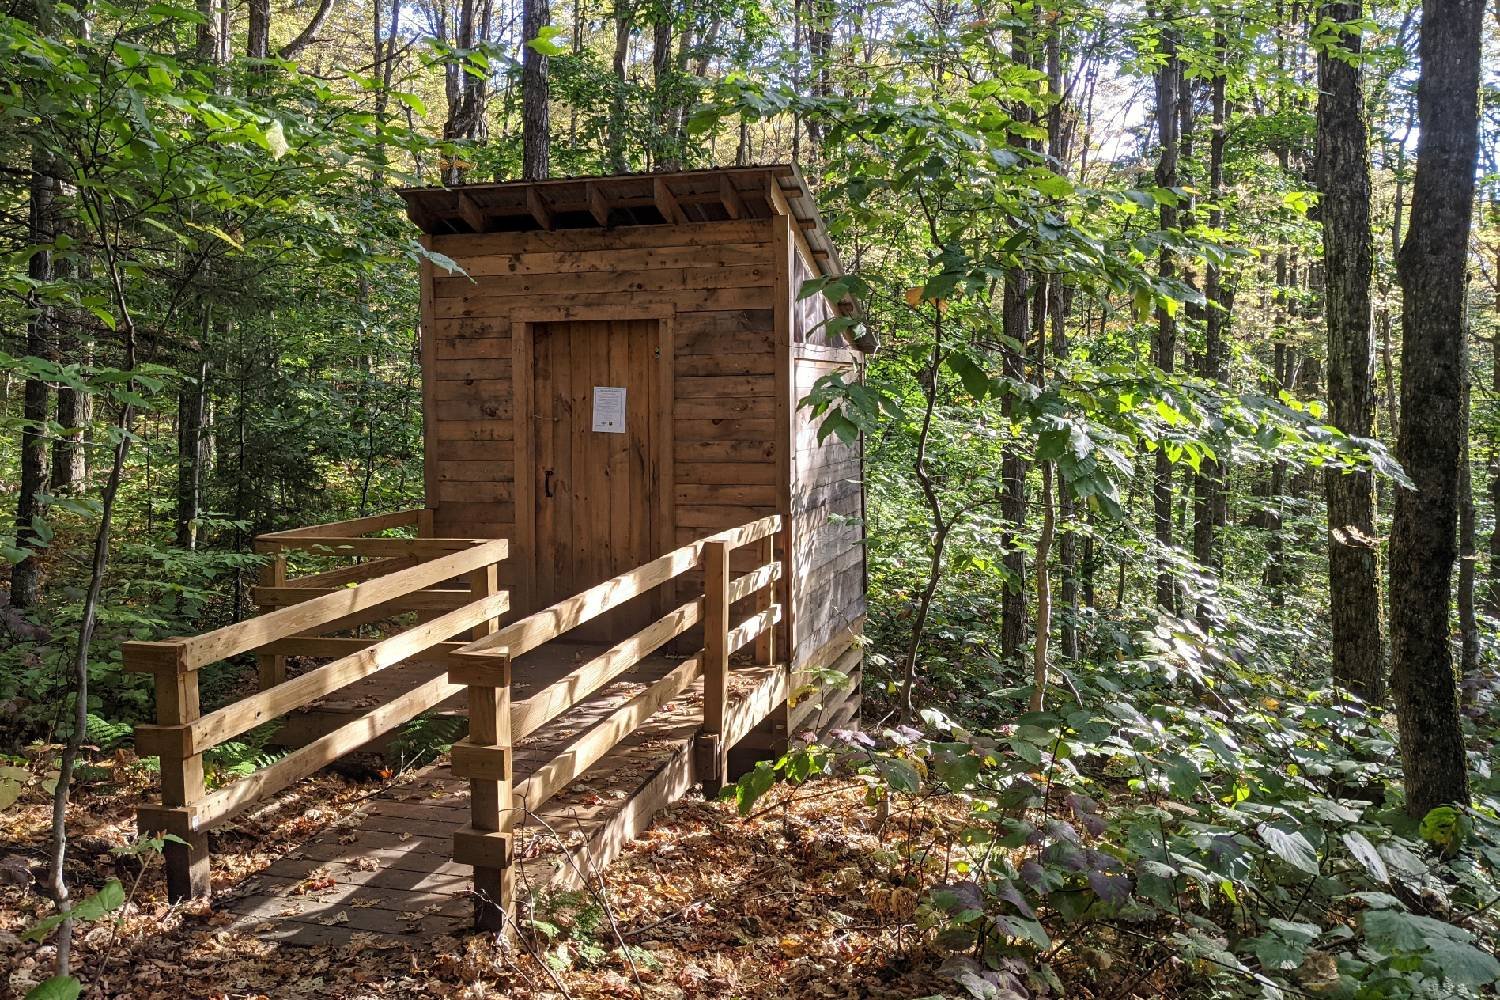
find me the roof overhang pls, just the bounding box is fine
[399,165,873,353]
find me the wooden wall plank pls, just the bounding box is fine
[436,286,773,321]
[433,265,773,301]
[449,242,771,277]
[430,220,769,258]
[674,397,774,420]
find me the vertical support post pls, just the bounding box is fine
[697,539,731,795]
[256,550,287,690]
[455,560,512,932]
[418,507,436,539]
[753,532,775,666]
[464,659,514,932]
[147,646,210,901]
[729,525,789,781]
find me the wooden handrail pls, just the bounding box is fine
[137,591,511,758]
[449,516,785,932]
[281,556,411,590]
[256,508,423,541]
[455,513,781,662]
[124,538,509,674]
[135,528,510,904]
[253,536,488,558]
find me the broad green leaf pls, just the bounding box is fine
[26,976,82,1000]
[1258,824,1319,875]
[1341,831,1389,884]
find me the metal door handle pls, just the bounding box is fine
[544,469,555,498]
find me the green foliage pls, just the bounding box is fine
[388,714,468,773]
[738,614,1500,998]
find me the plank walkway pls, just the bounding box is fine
[225,642,775,946]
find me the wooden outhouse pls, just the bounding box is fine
[398,165,868,736]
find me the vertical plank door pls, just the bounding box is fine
[531,319,661,641]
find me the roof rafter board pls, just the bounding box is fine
[766,179,833,282]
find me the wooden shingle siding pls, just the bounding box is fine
[787,276,865,710]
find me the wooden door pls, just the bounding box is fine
[531,318,660,640]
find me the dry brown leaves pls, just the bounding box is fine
[2,761,967,1000]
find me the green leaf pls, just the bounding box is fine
[26,976,82,1000]
[264,119,289,159]
[526,24,571,57]
[1426,934,1500,986]
[23,879,126,942]
[731,763,776,816]
[1418,806,1469,857]
[944,351,990,399]
[877,757,921,793]
[1258,824,1319,875]
[1341,831,1390,884]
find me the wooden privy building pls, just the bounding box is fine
[402,165,869,711]
[125,166,869,943]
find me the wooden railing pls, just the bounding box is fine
[129,510,508,901]
[447,514,783,931]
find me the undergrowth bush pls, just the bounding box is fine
[738,614,1500,998]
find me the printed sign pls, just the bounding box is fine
[592,386,626,433]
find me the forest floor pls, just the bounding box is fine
[0,748,1109,1000]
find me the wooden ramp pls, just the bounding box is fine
[129,511,801,940]
[226,650,777,945]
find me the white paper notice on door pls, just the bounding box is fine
[591,386,626,433]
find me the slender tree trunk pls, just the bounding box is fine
[1317,0,1383,700]
[1193,26,1229,600]
[900,327,953,723]
[1152,12,1181,612]
[1000,266,1029,662]
[1000,6,1034,660]
[12,149,58,609]
[47,192,138,980]
[609,3,631,171]
[1031,463,1055,712]
[175,356,209,549]
[51,337,90,494]
[1389,0,1484,818]
[1490,229,1500,613]
[1458,299,1478,680]
[521,0,551,179]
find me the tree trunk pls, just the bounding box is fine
[649,5,674,169]
[609,4,631,172]
[1193,26,1229,598]
[175,357,210,549]
[1152,13,1181,612]
[1030,463,1055,712]
[1389,0,1484,818]
[1265,343,1288,603]
[247,0,270,59]
[443,0,491,185]
[1317,0,1383,701]
[1000,265,1029,662]
[1489,201,1500,614]
[1458,301,1477,680]
[11,149,58,610]
[521,0,550,179]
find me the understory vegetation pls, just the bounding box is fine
[3,0,1500,997]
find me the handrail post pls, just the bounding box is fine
[754,532,775,666]
[697,539,731,795]
[135,643,211,901]
[256,550,287,690]
[452,560,514,932]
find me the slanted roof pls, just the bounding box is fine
[397,164,844,281]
